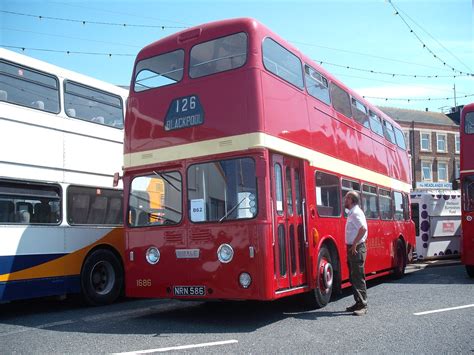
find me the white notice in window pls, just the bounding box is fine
[191,199,206,222]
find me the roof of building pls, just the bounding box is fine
[378,106,459,127]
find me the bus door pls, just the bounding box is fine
[462,175,474,265]
[271,154,307,291]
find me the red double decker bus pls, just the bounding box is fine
[460,103,474,278]
[123,18,415,307]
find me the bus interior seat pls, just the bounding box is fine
[105,197,122,224]
[0,90,7,101]
[17,210,31,223]
[137,211,149,226]
[0,201,14,222]
[91,116,105,124]
[72,194,90,224]
[33,202,52,223]
[66,108,76,117]
[17,202,33,214]
[31,101,45,110]
[87,196,107,224]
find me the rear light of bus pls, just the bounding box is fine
[146,247,160,264]
[239,272,252,288]
[217,243,234,263]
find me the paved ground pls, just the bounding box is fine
[1,262,473,354]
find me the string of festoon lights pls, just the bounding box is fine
[363,94,474,103]
[0,10,187,29]
[387,1,472,77]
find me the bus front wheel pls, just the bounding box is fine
[81,249,123,306]
[305,245,333,309]
[466,265,474,278]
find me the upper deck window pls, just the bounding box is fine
[190,32,247,79]
[351,98,369,128]
[304,64,330,105]
[0,60,60,113]
[262,38,304,89]
[330,83,352,118]
[134,49,184,92]
[383,120,396,144]
[64,81,124,129]
[394,127,407,150]
[368,111,384,137]
[465,112,474,134]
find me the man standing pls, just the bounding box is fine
[344,191,368,316]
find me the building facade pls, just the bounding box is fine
[380,107,460,190]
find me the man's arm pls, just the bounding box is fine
[350,225,367,255]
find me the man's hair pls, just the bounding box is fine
[345,191,360,205]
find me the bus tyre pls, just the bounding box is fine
[81,249,123,306]
[466,265,474,278]
[306,245,333,309]
[392,239,406,280]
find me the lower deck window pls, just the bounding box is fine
[0,179,61,224]
[187,158,257,222]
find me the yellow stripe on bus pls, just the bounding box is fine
[0,228,124,282]
[124,132,411,193]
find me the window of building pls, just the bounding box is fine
[437,161,448,182]
[190,32,247,79]
[64,81,124,129]
[436,133,447,152]
[361,184,378,219]
[330,83,352,118]
[455,134,460,153]
[421,161,432,181]
[316,171,340,217]
[368,111,384,137]
[129,171,182,227]
[0,59,60,113]
[379,188,393,220]
[420,132,431,151]
[383,120,396,144]
[262,37,303,89]
[393,191,404,221]
[0,179,61,224]
[351,98,370,128]
[455,161,460,180]
[68,186,123,225]
[134,49,184,92]
[465,112,474,134]
[304,64,330,105]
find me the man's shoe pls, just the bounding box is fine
[353,306,368,316]
[345,303,363,312]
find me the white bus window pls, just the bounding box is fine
[0,179,61,224]
[379,188,393,220]
[393,191,404,221]
[64,81,124,129]
[0,60,60,113]
[67,186,123,225]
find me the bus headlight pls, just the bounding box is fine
[217,243,234,263]
[146,247,160,264]
[239,272,252,288]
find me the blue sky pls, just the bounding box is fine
[1,0,473,112]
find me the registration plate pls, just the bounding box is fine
[173,286,206,297]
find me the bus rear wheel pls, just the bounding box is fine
[392,239,406,280]
[305,245,333,308]
[81,249,123,306]
[466,265,474,278]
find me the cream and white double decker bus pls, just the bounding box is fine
[0,48,127,305]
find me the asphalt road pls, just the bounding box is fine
[1,263,473,354]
